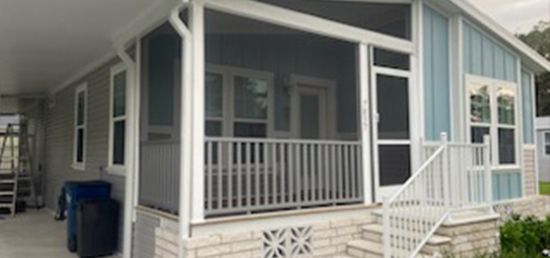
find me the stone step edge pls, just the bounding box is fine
[362,224,451,246]
[347,239,383,255]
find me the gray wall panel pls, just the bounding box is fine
[44,57,127,250]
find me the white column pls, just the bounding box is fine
[359,44,372,204]
[450,15,464,142]
[411,0,424,172]
[190,1,205,222]
[115,43,137,258]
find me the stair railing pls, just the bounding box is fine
[383,133,492,258]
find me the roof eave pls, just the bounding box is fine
[447,0,550,73]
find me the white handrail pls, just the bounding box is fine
[386,144,446,204]
[383,133,492,258]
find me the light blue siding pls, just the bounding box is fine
[423,5,451,141]
[463,22,518,82]
[492,171,522,201]
[521,70,535,144]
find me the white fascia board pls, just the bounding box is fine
[446,0,550,73]
[200,0,415,54]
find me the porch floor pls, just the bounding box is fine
[0,209,119,258]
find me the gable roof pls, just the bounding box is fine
[443,0,550,73]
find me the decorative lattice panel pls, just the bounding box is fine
[262,226,312,258]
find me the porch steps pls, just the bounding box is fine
[345,210,452,258]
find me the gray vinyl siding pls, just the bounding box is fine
[44,57,126,250]
[132,211,160,258]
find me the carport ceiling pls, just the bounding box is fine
[0,0,155,96]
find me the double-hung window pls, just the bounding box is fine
[205,66,272,138]
[468,76,518,167]
[73,84,87,170]
[108,65,128,174]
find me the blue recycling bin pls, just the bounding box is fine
[64,181,111,252]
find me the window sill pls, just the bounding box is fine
[72,163,85,171]
[492,165,521,172]
[106,166,126,177]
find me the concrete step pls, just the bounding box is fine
[346,239,437,258]
[0,179,15,184]
[347,239,384,258]
[371,208,446,224]
[361,224,451,247]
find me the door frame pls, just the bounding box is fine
[290,74,337,139]
[369,55,414,202]
[295,86,329,139]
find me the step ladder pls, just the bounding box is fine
[0,122,38,216]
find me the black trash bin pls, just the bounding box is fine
[64,181,111,252]
[76,198,119,258]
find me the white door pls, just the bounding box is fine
[295,85,328,140]
[371,66,413,201]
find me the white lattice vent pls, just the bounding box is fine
[262,226,312,258]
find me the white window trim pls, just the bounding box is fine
[107,64,128,176]
[465,74,520,170]
[206,64,275,138]
[73,83,87,171]
[544,131,550,157]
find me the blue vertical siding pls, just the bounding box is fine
[463,21,523,201]
[423,5,451,141]
[521,70,535,144]
[492,171,522,201]
[463,22,518,82]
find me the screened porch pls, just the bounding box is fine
[136,0,414,219]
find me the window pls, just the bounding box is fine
[545,132,550,156]
[73,83,87,170]
[108,64,128,174]
[467,76,518,167]
[205,66,272,138]
[140,22,182,141]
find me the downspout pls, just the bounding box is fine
[169,2,193,258]
[116,46,136,258]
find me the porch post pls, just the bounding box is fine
[116,44,137,258]
[483,135,493,205]
[358,44,372,204]
[169,2,194,244]
[190,1,205,222]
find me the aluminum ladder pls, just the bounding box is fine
[0,123,38,216]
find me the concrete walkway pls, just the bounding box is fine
[0,210,119,258]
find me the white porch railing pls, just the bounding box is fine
[383,133,492,258]
[204,137,363,217]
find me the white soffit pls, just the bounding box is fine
[0,0,155,96]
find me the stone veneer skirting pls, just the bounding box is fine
[178,213,374,258]
[493,195,550,220]
[433,215,500,257]
[150,196,549,258]
[523,147,538,196]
